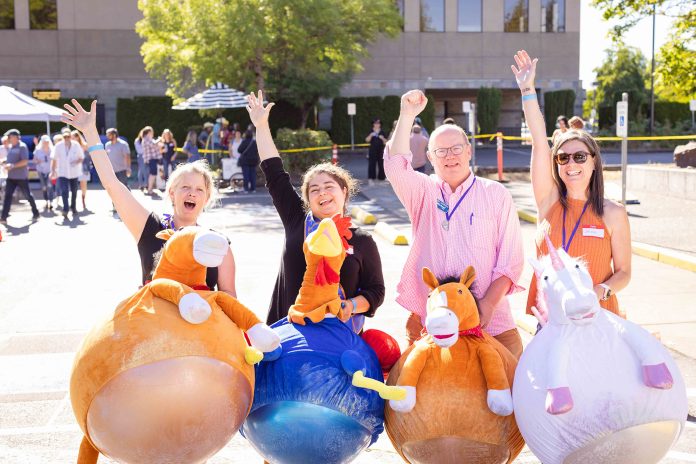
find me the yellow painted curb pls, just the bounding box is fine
[350,206,377,225]
[631,242,660,261]
[374,221,409,246]
[517,209,537,224]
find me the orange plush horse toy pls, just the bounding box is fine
[70,226,280,464]
[385,267,524,464]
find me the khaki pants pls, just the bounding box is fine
[406,312,523,360]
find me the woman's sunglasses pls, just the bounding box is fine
[554,151,594,165]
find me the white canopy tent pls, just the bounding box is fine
[0,86,64,135]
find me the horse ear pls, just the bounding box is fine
[422,267,439,291]
[528,257,543,279]
[155,229,175,241]
[459,266,476,288]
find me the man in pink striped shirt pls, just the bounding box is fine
[384,90,524,358]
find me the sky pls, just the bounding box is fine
[579,0,676,89]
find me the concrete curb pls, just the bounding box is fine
[350,206,376,225]
[374,221,409,246]
[517,209,696,273]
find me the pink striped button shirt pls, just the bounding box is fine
[383,146,524,336]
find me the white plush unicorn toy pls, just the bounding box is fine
[513,235,688,464]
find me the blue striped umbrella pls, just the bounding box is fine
[172,83,249,110]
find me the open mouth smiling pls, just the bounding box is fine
[183,200,197,210]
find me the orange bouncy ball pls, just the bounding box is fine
[70,227,280,464]
[384,267,524,464]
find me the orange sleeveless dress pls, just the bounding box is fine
[526,198,621,317]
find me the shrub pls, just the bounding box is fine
[543,90,576,136]
[477,87,502,134]
[275,128,332,176]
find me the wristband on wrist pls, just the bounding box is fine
[87,143,105,153]
[350,297,358,314]
[521,93,537,102]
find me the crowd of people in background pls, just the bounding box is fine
[0,120,259,225]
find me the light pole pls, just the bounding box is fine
[649,3,656,135]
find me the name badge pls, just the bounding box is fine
[582,225,604,238]
[437,199,449,213]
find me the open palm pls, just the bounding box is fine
[61,99,97,133]
[511,50,538,90]
[246,90,275,126]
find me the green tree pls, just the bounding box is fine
[592,0,695,98]
[136,0,402,128]
[593,45,648,121]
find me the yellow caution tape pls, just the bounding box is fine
[174,134,695,157]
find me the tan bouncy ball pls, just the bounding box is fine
[384,267,524,464]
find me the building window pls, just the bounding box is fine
[0,0,14,29]
[421,0,445,32]
[504,0,528,32]
[457,0,481,32]
[30,0,58,30]
[541,0,565,32]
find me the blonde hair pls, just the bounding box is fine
[70,130,87,150]
[165,160,217,209]
[427,124,470,153]
[301,163,358,214]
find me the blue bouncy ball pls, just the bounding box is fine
[241,317,386,464]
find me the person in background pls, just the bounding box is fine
[552,115,569,144]
[365,118,387,183]
[33,134,54,211]
[569,116,585,130]
[160,128,177,182]
[105,128,131,189]
[72,130,91,211]
[237,129,259,193]
[228,129,243,161]
[182,130,201,163]
[51,127,84,218]
[442,117,456,125]
[0,129,41,224]
[51,133,64,209]
[139,126,162,195]
[134,128,148,192]
[409,124,429,173]
[199,122,213,149]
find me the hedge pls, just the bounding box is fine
[543,90,576,136]
[330,94,436,145]
[476,87,502,134]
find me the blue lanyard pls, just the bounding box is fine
[439,177,477,223]
[561,201,590,252]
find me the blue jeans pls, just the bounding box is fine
[58,177,78,212]
[38,172,54,202]
[242,165,257,192]
[1,178,39,219]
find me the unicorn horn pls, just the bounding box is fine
[544,232,565,271]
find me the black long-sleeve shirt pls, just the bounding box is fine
[261,157,385,325]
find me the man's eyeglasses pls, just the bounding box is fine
[554,151,594,165]
[431,144,465,158]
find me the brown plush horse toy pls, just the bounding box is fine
[385,267,524,464]
[70,226,280,464]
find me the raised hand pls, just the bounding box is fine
[245,90,275,127]
[511,50,538,92]
[400,89,427,118]
[61,99,97,134]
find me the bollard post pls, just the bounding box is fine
[332,144,338,165]
[496,132,503,182]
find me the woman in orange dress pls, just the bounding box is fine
[511,50,632,318]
